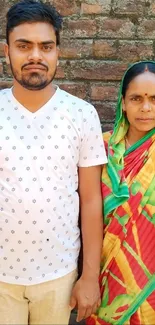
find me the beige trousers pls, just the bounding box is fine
[0,270,77,325]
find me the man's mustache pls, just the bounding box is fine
[22,62,48,70]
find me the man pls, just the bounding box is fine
[0,0,107,324]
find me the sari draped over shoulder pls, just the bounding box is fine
[87,61,155,325]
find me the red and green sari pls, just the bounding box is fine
[88,62,155,325]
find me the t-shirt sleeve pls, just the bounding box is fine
[78,105,107,167]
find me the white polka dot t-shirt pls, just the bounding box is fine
[0,86,107,285]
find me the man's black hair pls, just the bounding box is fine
[6,0,63,45]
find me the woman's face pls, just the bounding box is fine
[122,71,155,136]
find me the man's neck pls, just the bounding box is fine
[12,82,56,113]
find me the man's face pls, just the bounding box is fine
[4,22,59,91]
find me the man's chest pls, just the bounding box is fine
[0,111,81,176]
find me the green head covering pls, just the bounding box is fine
[103,60,155,217]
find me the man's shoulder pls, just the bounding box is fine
[58,87,95,112]
[0,88,11,100]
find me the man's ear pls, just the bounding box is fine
[3,43,10,65]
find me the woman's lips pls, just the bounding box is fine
[136,118,155,121]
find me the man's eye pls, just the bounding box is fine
[151,96,155,101]
[42,45,52,51]
[18,44,28,49]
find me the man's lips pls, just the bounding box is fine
[22,65,47,71]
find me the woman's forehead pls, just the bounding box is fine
[126,71,155,93]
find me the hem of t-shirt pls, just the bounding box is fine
[0,265,77,286]
[78,157,107,167]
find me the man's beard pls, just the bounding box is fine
[9,59,57,91]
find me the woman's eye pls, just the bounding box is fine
[131,97,140,101]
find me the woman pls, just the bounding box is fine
[87,61,155,325]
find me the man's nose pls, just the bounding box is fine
[28,47,43,61]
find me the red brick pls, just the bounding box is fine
[50,0,79,16]
[147,2,155,15]
[102,123,114,132]
[60,39,93,59]
[94,102,116,123]
[5,64,12,76]
[55,65,65,79]
[81,4,102,14]
[0,80,13,89]
[67,61,128,81]
[0,42,5,57]
[137,19,155,38]
[81,0,111,14]
[117,40,153,61]
[58,83,87,99]
[93,39,153,61]
[90,84,119,101]
[62,19,97,38]
[0,63,3,76]
[93,40,117,59]
[0,2,10,37]
[96,17,135,39]
[112,0,145,15]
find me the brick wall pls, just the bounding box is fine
[0,0,155,130]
